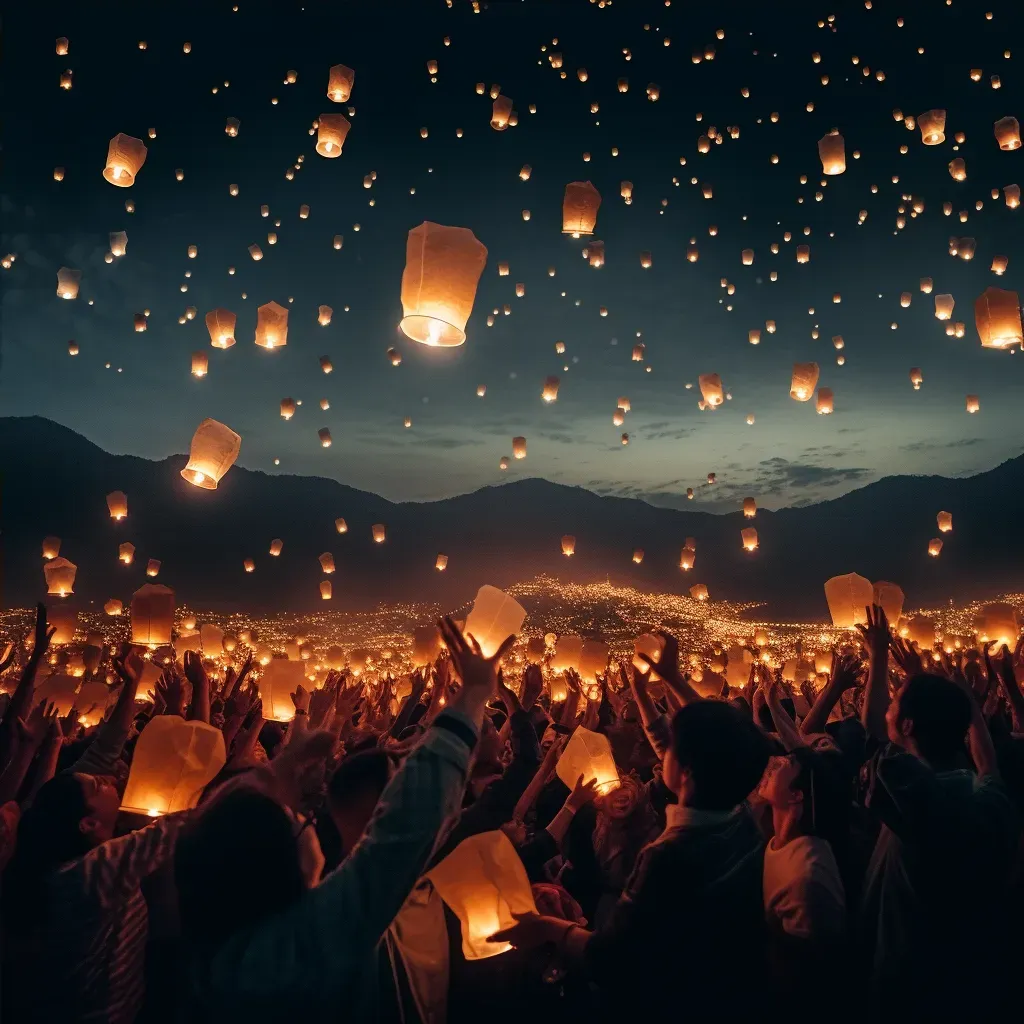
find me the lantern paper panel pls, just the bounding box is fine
[550,634,583,673]
[255,301,289,349]
[327,64,355,102]
[976,603,1019,646]
[103,133,147,187]
[180,418,241,489]
[556,726,619,793]
[824,573,873,627]
[206,309,237,349]
[562,181,601,236]
[131,584,175,646]
[790,363,819,401]
[35,674,79,715]
[258,658,306,722]
[872,581,905,626]
[579,639,610,681]
[974,287,1022,349]
[107,490,128,519]
[45,556,77,596]
[48,605,78,645]
[412,624,442,665]
[463,585,526,658]
[316,113,351,157]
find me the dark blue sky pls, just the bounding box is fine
[2,0,1022,513]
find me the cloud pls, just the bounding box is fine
[899,438,983,453]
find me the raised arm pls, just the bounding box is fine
[856,605,892,743]
[801,652,863,735]
[637,630,704,707]
[0,605,55,763]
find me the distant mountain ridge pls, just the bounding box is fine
[2,416,1022,620]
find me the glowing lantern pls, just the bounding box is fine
[541,376,560,403]
[131,583,175,646]
[490,96,513,130]
[280,398,296,420]
[320,580,332,600]
[327,64,355,103]
[56,267,81,299]
[427,831,537,961]
[680,547,695,570]
[562,181,601,236]
[180,418,242,489]
[47,605,78,645]
[103,134,147,187]
[790,363,819,401]
[367,523,384,545]
[640,251,652,268]
[741,528,759,552]
[146,560,160,577]
[974,287,1023,349]
[45,557,77,596]
[512,437,527,460]
[106,491,128,520]
[994,117,1021,151]
[499,457,510,471]
[872,581,905,625]
[463,585,526,657]
[1005,185,1020,208]
[319,552,336,574]
[205,309,236,349]
[904,615,935,650]
[632,548,644,564]
[934,294,954,320]
[56,37,68,55]
[918,110,946,145]
[816,388,834,414]
[927,538,943,558]
[435,554,448,571]
[976,603,1020,646]
[561,535,576,556]
[316,113,351,157]
[104,599,123,616]
[35,675,78,715]
[399,222,487,348]
[796,245,810,263]
[948,158,966,181]
[255,301,289,349]
[741,249,754,266]
[632,344,645,361]
[818,132,846,175]
[935,511,953,535]
[748,330,761,346]
[824,573,873,627]
[319,428,332,447]
[191,352,209,377]
[249,245,263,261]
[335,518,348,534]
[992,256,1008,275]
[743,497,756,518]
[109,231,128,257]
[617,77,628,92]
[966,394,980,413]
[633,634,665,674]
[579,640,610,682]
[42,536,61,560]
[698,373,724,408]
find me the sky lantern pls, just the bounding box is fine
[103,134,147,187]
[104,598,123,616]
[918,109,946,145]
[56,267,81,299]
[680,547,695,570]
[790,362,819,401]
[562,181,601,236]
[743,497,756,518]
[632,548,644,564]
[464,585,526,657]
[900,292,912,308]
[977,603,1019,646]
[56,36,68,54]
[107,491,128,520]
[316,113,351,157]
[490,95,513,130]
[934,294,954,320]
[35,675,79,716]
[1005,184,1020,208]
[690,584,709,602]
[249,245,264,261]
[632,343,645,361]
[255,301,289,349]
[542,376,560,402]
[319,428,332,447]
[280,398,296,420]
[920,277,934,294]
[110,231,128,257]
[372,523,386,543]
[269,539,284,556]
[146,559,160,577]
[796,245,810,263]
[181,418,242,489]
[399,221,488,347]
[561,535,575,556]
[966,394,980,414]
[580,639,610,683]
[617,77,628,92]
[824,573,872,627]
[948,158,966,181]
[994,116,1021,150]
[191,352,209,377]
[816,388,834,414]
[818,132,845,174]
[327,64,355,102]
[512,437,527,459]
[225,117,240,137]
[205,309,236,349]
[44,556,77,596]
[131,583,175,646]
[320,580,333,600]
[434,553,448,572]
[640,251,652,268]
[741,249,754,266]
[698,373,724,408]
[557,725,619,794]
[903,614,935,651]
[974,287,1023,349]
[258,659,306,723]
[118,542,135,565]
[991,255,1008,275]
[910,368,923,390]
[427,831,538,961]
[335,517,348,533]
[748,329,761,346]
[42,536,61,560]
[319,552,336,574]
[741,528,759,551]
[937,511,953,533]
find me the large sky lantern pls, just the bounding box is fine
[579,639,610,682]
[118,542,136,564]
[102,133,147,187]
[56,267,81,299]
[255,301,289,349]
[817,131,846,175]
[550,634,584,674]
[976,602,1020,646]
[269,538,283,556]
[106,490,128,520]
[327,64,355,102]
[463,585,526,658]
[320,580,333,600]
[512,436,527,460]
[280,398,296,420]
[824,573,873,627]
[743,497,757,518]
[918,109,946,145]
[966,394,980,414]
[180,418,241,489]
[561,534,576,556]
[104,598,123,616]
[122,716,226,817]
[399,221,488,347]
[679,546,696,570]
[904,614,936,650]
[131,583,175,647]
[561,181,601,236]
[42,536,61,560]
[371,523,386,544]
[872,581,905,625]
[490,95,513,130]
[557,726,620,793]
[689,584,709,601]
[541,376,560,402]
[790,362,819,401]
[426,831,538,961]
[928,537,944,557]
[35,675,79,715]
[994,116,1021,151]
[974,287,1023,349]
[44,556,77,596]
[816,387,835,414]
[47,606,78,645]
[741,527,759,552]
[319,552,336,574]
[316,113,351,157]
[698,373,724,408]
[937,511,953,533]
[205,309,237,348]
[934,293,955,320]
[200,624,224,657]
[525,636,546,664]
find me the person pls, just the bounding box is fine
[174,618,512,1021]
[488,632,772,1020]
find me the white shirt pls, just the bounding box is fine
[763,834,845,941]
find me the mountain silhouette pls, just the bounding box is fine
[2,416,1022,620]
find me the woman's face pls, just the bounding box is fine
[74,773,121,841]
[757,754,803,808]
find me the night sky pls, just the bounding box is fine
[3,0,1022,514]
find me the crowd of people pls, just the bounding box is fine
[1,601,1022,1022]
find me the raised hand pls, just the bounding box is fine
[636,629,682,685]
[16,700,60,749]
[855,605,891,662]
[565,773,600,812]
[308,685,335,728]
[290,683,311,714]
[153,665,185,716]
[830,651,864,692]
[521,663,543,710]
[889,634,923,679]
[437,616,514,716]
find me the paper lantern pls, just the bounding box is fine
[562,181,601,236]
[41,536,61,561]
[994,116,1021,151]
[1006,184,1021,208]
[490,95,513,131]
[223,117,240,138]
[741,527,759,551]
[56,267,81,299]
[632,548,644,565]
[976,603,1019,645]
[435,553,448,571]
[198,625,223,658]
[948,158,966,181]
[45,556,77,596]
[463,585,526,658]
[146,559,160,577]
[131,584,175,646]
[818,133,845,175]
[427,831,537,961]
[937,511,953,533]
[255,301,289,349]
[991,255,1009,276]
[541,376,560,403]
[966,394,980,414]
[35,675,78,715]
[918,109,946,145]
[927,538,943,557]
[104,598,123,616]
[524,636,546,664]
[632,344,645,361]
[790,362,819,401]
[319,428,332,447]
[108,230,128,258]
[122,716,226,816]
[268,538,284,557]
[698,373,724,408]
[741,497,757,519]
[872,581,905,626]
[549,634,583,675]
[181,419,241,489]
[561,535,576,556]
[511,437,527,460]
[640,251,652,269]
[586,243,604,269]
[580,639,610,681]
[204,309,236,349]
[105,490,128,521]
[191,351,209,377]
[741,249,754,266]
[409,625,441,667]
[319,552,336,574]
[903,615,935,650]
[118,542,135,565]
[974,287,1023,349]
[327,64,355,102]
[556,726,619,793]
[315,305,334,329]
[46,604,78,645]
[824,573,872,627]
[335,517,348,534]
[399,222,488,347]
[796,245,810,263]
[748,329,761,346]
[499,457,510,471]
[56,36,69,55]
[816,388,834,414]
[133,313,148,332]
[320,580,332,601]
[103,134,147,187]
[316,113,351,157]
[680,547,695,571]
